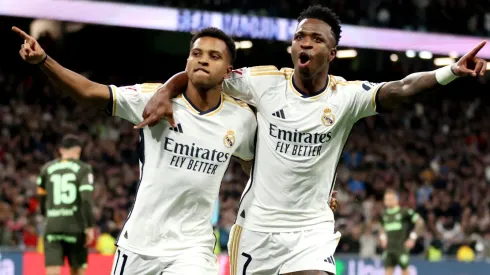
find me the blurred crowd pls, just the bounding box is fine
[102,0,490,36]
[1,0,490,262]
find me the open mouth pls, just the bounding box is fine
[194,68,210,74]
[298,52,311,67]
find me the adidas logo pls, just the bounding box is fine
[324,256,335,265]
[169,123,183,133]
[272,109,286,119]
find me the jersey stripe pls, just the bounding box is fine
[229,225,243,275]
[250,71,287,77]
[79,185,94,192]
[112,86,118,116]
[141,83,162,93]
[249,65,277,72]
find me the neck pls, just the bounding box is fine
[293,67,329,95]
[61,154,78,160]
[185,81,222,112]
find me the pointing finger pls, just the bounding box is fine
[464,41,487,59]
[12,26,32,40]
[134,116,154,129]
[167,114,176,128]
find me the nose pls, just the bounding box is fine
[198,60,209,66]
[300,37,313,50]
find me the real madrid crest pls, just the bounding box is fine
[224,130,235,148]
[322,108,335,126]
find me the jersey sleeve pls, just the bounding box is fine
[406,208,420,224]
[79,166,95,193]
[37,165,48,216]
[37,165,48,196]
[232,113,257,161]
[222,66,280,107]
[222,67,257,106]
[344,81,386,122]
[79,165,95,228]
[105,83,161,124]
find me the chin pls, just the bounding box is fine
[191,80,214,90]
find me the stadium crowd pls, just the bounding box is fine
[101,0,490,36]
[1,0,490,262]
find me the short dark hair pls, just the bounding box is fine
[297,5,342,46]
[190,27,236,64]
[60,134,82,149]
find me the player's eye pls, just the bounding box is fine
[211,55,220,60]
[191,51,201,57]
[314,37,323,43]
[294,34,303,40]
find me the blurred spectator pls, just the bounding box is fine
[0,202,14,246]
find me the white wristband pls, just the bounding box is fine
[409,232,417,240]
[435,65,459,85]
[380,233,387,241]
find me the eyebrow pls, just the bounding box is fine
[191,48,224,55]
[295,30,326,38]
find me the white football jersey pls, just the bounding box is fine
[107,83,257,255]
[223,66,384,232]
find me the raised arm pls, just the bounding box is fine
[12,26,110,108]
[377,41,487,111]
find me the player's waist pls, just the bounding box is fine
[237,208,334,232]
[116,236,215,257]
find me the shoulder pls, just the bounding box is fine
[405,208,416,215]
[140,83,162,94]
[250,66,291,78]
[111,83,162,96]
[236,65,292,80]
[80,161,93,172]
[222,94,256,118]
[40,160,56,174]
[333,77,381,93]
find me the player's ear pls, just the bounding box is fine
[328,47,337,62]
[225,65,233,78]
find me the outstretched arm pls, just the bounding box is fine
[12,26,110,108]
[377,41,487,111]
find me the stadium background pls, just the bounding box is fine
[1,0,490,274]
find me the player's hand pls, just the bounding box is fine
[134,86,176,129]
[404,239,415,250]
[451,41,487,77]
[329,191,338,213]
[85,227,95,247]
[12,26,47,65]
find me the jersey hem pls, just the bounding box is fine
[237,219,334,233]
[115,242,214,257]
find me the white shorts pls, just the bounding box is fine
[228,223,341,275]
[111,247,219,275]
